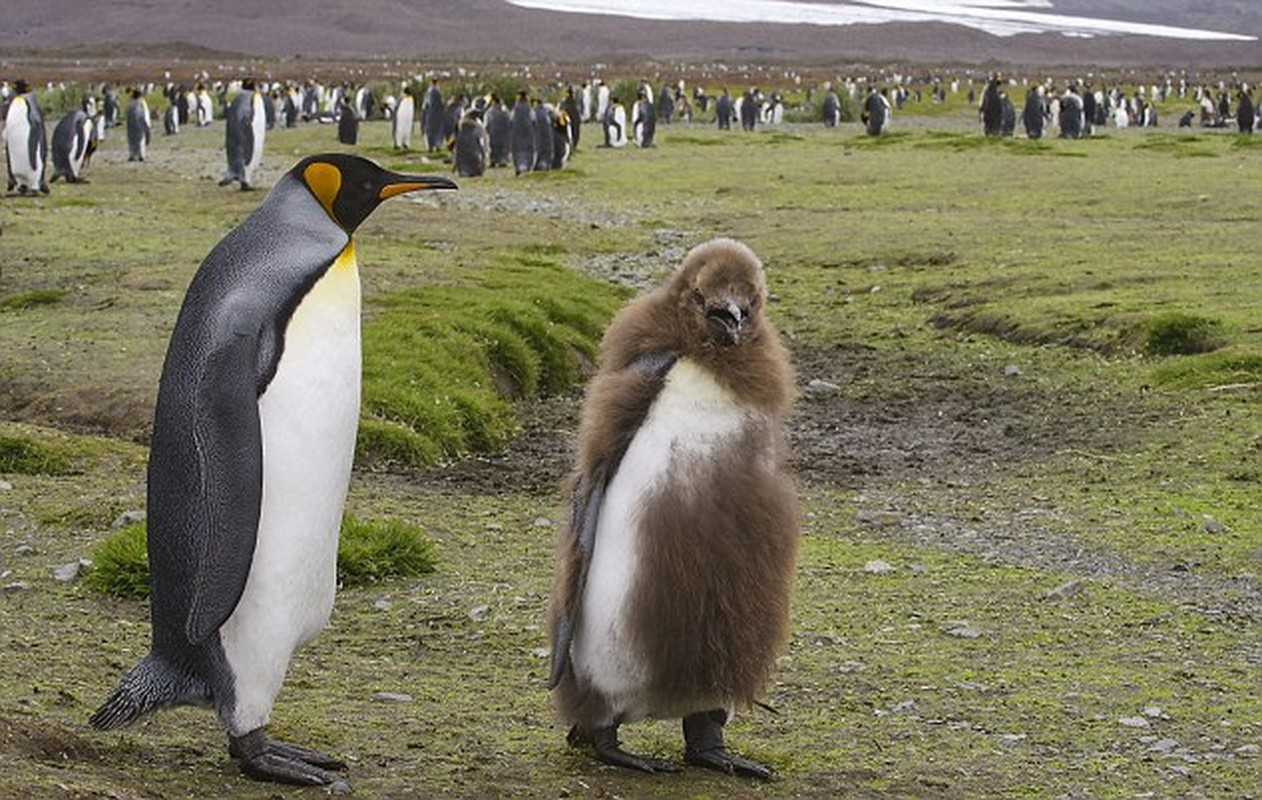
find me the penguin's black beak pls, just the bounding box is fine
[705,300,748,345]
[379,173,457,199]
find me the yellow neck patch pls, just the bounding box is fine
[303,162,341,225]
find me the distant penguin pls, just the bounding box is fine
[603,98,627,148]
[263,90,277,130]
[103,85,120,127]
[561,87,582,151]
[485,94,510,167]
[863,88,890,135]
[509,91,536,174]
[221,81,266,190]
[821,88,841,127]
[715,90,734,130]
[981,77,1004,136]
[393,87,415,149]
[1022,86,1045,140]
[739,88,758,131]
[337,96,358,145]
[4,80,49,194]
[1000,92,1016,136]
[550,109,571,170]
[89,154,457,786]
[164,102,180,136]
[422,79,444,151]
[196,85,213,126]
[657,84,674,124]
[1059,89,1083,139]
[533,100,553,171]
[453,111,489,177]
[632,91,656,148]
[126,89,151,162]
[50,109,97,183]
[548,237,798,778]
[595,81,610,123]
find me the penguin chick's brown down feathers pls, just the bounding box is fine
[548,237,798,776]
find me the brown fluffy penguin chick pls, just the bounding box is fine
[547,237,798,778]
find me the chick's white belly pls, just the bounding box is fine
[572,359,746,722]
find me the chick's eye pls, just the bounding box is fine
[691,288,705,308]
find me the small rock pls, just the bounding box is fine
[1235,743,1259,757]
[1201,518,1227,535]
[1119,716,1151,729]
[806,378,840,394]
[372,599,392,611]
[1045,579,1085,600]
[1003,364,1022,377]
[999,733,1026,747]
[533,517,553,528]
[864,559,894,575]
[1148,738,1180,754]
[944,622,982,639]
[889,700,917,715]
[112,510,146,529]
[0,479,12,491]
[329,779,352,795]
[371,692,413,704]
[13,544,35,557]
[1143,706,1166,719]
[1169,765,1192,778]
[53,562,82,582]
[3,582,31,593]
[468,604,490,621]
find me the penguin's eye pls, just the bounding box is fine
[691,288,705,309]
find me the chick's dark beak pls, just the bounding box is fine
[705,300,747,345]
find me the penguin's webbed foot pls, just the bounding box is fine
[229,728,347,786]
[567,725,681,774]
[217,176,234,186]
[682,710,775,780]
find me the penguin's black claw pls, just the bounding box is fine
[229,728,347,786]
[684,746,776,780]
[568,725,681,774]
[217,177,234,186]
[682,709,775,780]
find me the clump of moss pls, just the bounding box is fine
[83,524,149,599]
[83,516,438,599]
[1144,312,1224,356]
[358,253,626,469]
[0,435,75,475]
[0,289,67,311]
[337,515,438,586]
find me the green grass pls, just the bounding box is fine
[0,434,75,475]
[0,288,68,310]
[83,515,438,598]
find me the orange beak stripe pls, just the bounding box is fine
[379,181,441,200]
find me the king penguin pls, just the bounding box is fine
[220,79,265,190]
[90,154,457,786]
[5,80,49,195]
[50,108,97,183]
[126,88,151,162]
[548,238,799,778]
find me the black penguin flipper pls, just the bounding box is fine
[547,351,677,690]
[177,325,266,646]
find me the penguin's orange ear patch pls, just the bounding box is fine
[303,162,342,223]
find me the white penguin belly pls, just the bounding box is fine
[244,95,265,183]
[218,246,361,734]
[4,99,38,189]
[572,358,748,723]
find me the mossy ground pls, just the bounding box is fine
[1,101,1258,798]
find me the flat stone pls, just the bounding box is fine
[1119,716,1151,729]
[13,544,35,557]
[864,559,894,575]
[371,692,414,704]
[53,562,82,582]
[3,582,31,593]
[1045,579,1086,600]
[112,510,146,529]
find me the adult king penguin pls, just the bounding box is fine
[50,108,97,183]
[548,238,799,779]
[5,80,49,195]
[220,79,265,190]
[90,154,456,786]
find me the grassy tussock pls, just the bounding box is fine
[358,251,626,469]
[83,516,438,599]
[0,435,75,475]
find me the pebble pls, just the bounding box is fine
[1143,706,1167,719]
[1235,744,1260,757]
[944,621,982,639]
[53,562,82,582]
[373,599,392,611]
[468,604,490,621]
[864,559,894,575]
[0,479,12,491]
[3,582,31,593]
[1201,518,1227,534]
[806,378,840,394]
[1148,738,1180,754]
[531,647,550,659]
[533,517,553,528]
[1003,364,1022,377]
[371,692,413,704]
[329,779,352,795]
[1118,716,1151,728]
[113,510,146,529]
[1045,579,1085,600]
[13,544,35,557]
